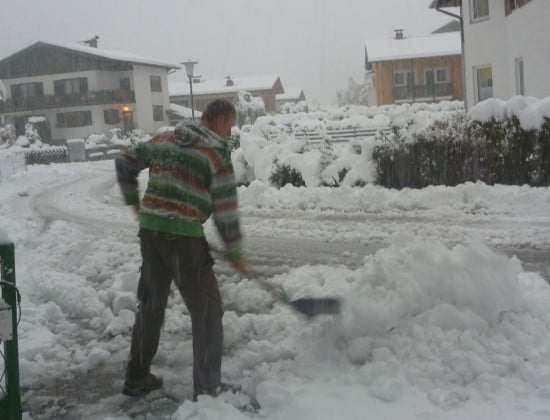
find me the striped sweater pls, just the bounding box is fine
[115,122,242,261]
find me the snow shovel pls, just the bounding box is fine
[247,270,341,318]
[210,245,341,317]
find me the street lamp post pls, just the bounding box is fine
[181,60,198,120]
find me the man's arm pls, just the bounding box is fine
[211,160,248,273]
[115,143,150,210]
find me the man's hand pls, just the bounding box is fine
[232,257,249,276]
[131,203,140,218]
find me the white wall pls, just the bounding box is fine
[505,2,550,98]
[462,0,550,107]
[131,64,171,133]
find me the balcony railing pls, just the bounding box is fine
[393,83,453,101]
[2,89,136,113]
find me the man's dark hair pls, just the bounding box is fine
[200,99,236,123]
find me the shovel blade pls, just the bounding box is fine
[288,297,341,317]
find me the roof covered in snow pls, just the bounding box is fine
[276,89,305,101]
[169,75,283,96]
[430,0,462,8]
[0,41,180,70]
[168,103,202,118]
[365,32,461,63]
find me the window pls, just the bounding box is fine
[471,0,489,21]
[425,68,449,85]
[505,0,532,15]
[104,109,121,124]
[152,105,164,121]
[393,70,416,87]
[56,111,92,128]
[150,75,162,92]
[54,78,88,95]
[435,68,449,83]
[120,78,131,91]
[11,82,43,98]
[515,58,525,95]
[475,66,493,102]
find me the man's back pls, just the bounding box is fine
[115,122,242,258]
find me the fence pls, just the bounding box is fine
[11,144,124,166]
[0,242,22,420]
[267,126,390,148]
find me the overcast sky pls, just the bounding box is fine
[1,0,457,104]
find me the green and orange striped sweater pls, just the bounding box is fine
[115,122,242,261]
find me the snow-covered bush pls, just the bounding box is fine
[373,97,550,188]
[280,100,309,114]
[467,97,550,186]
[233,97,550,188]
[0,124,16,149]
[269,162,305,188]
[235,90,266,127]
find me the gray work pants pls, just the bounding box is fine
[126,228,223,399]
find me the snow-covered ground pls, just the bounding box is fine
[1,160,550,419]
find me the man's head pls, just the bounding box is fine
[201,99,237,138]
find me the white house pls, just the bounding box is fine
[0,41,179,142]
[431,0,549,108]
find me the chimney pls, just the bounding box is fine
[394,28,404,40]
[83,35,99,48]
[225,76,234,86]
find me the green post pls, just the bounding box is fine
[0,242,22,420]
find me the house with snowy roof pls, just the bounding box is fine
[276,89,306,111]
[166,103,202,126]
[169,75,284,114]
[0,39,179,142]
[431,0,548,108]
[364,29,463,106]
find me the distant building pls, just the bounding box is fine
[0,40,179,142]
[169,75,284,114]
[166,103,202,126]
[364,29,463,106]
[431,20,462,33]
[430,0,548,108]
[276,89,306,111]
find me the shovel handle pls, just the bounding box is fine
[208,244,281,297]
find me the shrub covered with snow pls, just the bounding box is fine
[0,124,16,149]
[235,90,266,127]
[237,97,549,189]
[467,97,550,186]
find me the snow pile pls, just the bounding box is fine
[2,160,550,418]
[238,179,550,220]
[469,96,550,130]
[172,237,550,418]
[0,226,10,244]
[0,147,27,181]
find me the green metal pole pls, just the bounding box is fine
[0,243,22,420]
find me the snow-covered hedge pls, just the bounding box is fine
[233,97,550,189]
[24,146,68,165]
